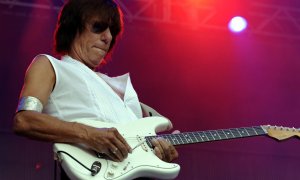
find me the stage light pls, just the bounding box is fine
[228,16,247,33]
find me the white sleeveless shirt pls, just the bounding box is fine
[43,55,143,124]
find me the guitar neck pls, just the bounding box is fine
[145,126,267,147]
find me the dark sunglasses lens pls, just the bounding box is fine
[92,22,109,33]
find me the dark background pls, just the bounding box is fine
[1,0,300,179]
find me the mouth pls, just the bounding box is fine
[94,46,107,54]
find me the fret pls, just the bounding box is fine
[208,131,216,140]
[172,134,180,145]
[149,135,176,145]
[161,134,172,144]
[204,131,214,141]
[177,134,186,144]
[235,128,243,137]
[236,128,245,137]
[229,128,242,138]
[191,132,202,143]
[251,127,258,135]
[216,130,227,139]
[239,127,250,136]
[182,133,194,144]
[209,130,221,140]
[176,134,185,144]
[166,135,177,145]
[222,129,228,139]
[197,131,209,142]
[244,127,257,136]
[193,132,204,142]
[187,132,198,143]
[145,136,154,148]
[163,134,176,145]
[253,126,266,135]
[222,129,234,138]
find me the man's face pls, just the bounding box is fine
[69,20,112,70]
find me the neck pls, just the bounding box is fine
[144,126,267,147]
[67,52,96,71]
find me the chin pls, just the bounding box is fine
[92,58,104,67]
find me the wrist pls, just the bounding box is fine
[71,122,92,144]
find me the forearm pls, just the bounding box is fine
[13,110,132,161]
[13,111,91,144]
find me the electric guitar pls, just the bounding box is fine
[54,116,300,180]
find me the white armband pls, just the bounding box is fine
[16,96,43,113]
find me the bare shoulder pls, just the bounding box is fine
[28,55,53,71]
[25,55,55,79]
[21,55,56,104]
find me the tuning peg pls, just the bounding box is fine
[292,127,296,132]
[280,126,283,130]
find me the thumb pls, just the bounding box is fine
[171,130,180,134]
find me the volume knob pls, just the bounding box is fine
[111,162,118,168]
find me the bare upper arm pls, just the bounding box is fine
[20,55,56,106]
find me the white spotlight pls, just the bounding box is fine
[228,16,248,33]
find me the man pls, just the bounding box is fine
[13,0,178,178]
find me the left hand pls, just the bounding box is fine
[151,137,178,162]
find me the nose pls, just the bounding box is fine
[101,28,112,45]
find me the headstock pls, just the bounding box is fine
[262,125,300,140]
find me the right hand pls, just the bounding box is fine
[85,127,132,162]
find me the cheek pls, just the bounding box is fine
[87,38,97,50]
[79,34,94,49]
[84,41,94,54]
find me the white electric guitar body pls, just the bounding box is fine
[54,116,300,180]
[54,117,180,180]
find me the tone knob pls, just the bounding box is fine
[107,170,114,177]
[111,162,118,168]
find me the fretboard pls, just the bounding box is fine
[145,126,267,147]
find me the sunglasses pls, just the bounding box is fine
[90,21,118,36]
[91,22,109,33]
